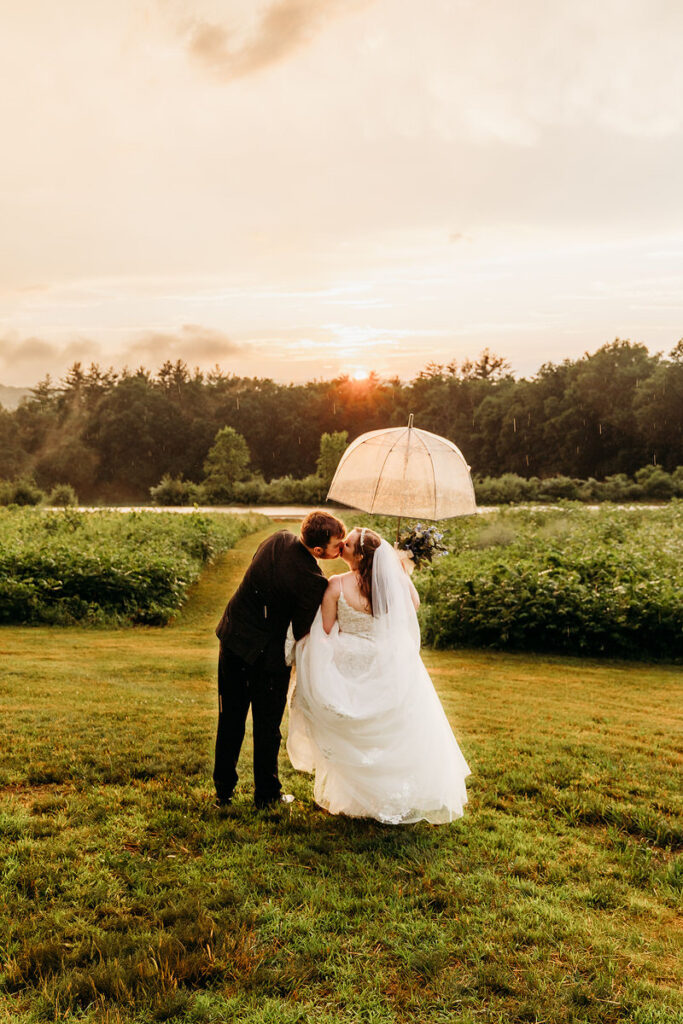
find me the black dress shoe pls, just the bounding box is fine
[254,793,295,809]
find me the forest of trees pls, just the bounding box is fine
[0,339,681,502]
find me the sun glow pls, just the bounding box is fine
[352,368,369,380]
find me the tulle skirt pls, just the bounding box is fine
[286,611,470,825]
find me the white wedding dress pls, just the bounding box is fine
[287,541,470,825]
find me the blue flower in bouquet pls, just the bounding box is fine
[396,523,448,570]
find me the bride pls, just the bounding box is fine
[287,527,470,825]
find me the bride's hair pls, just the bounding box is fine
[353,527,382,613]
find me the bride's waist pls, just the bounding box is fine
[337,627,375,642]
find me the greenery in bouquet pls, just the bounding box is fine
[396,523,448,570]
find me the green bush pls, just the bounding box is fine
[149,475,205,506]
[260,474,326,505]
[473,473,537,504]
[230,475,269,503]
[414,505,682,660]
[587,474,644,502]
[229,474,326,505]
[48,484,79,507]
[0,509,264,625]
[537,475,581,501]
[0,477,46,506]
[361,505,681,661]
[635,465,675,499]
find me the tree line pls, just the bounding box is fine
[0,339,680,502]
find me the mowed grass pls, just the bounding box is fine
[0,523,681,1024]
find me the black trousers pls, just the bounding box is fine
[213,644,291,806]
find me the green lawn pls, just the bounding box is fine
[1,523,681,1024]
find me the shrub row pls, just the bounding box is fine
[473,465,683,504]
[149,465,683,507]
[0,509,264,625]
[4,465,680,509]
[366,505,682,661]
[150,473,328,506]
[0,478,78,507]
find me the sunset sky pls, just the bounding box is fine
[1,0,683,387]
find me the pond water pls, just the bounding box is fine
[44,503,668,520]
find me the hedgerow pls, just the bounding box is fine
[369,504,683,660]
[0,509,264,626]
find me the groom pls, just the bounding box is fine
[214,510,346,808]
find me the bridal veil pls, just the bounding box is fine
[287,540,470,824]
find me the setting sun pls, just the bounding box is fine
[352,369,369,380]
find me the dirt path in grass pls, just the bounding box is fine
[168,520,288,633]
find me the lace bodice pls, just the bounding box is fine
[337,582,375,641]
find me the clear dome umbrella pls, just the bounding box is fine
[327,414,477,534]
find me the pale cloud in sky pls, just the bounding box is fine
[179,0,374,81]
[0,0,682,386]
[122,324,243,364]
[0,335,103,382]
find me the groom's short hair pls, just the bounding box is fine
[301,510,346,549]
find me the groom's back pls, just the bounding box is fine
[215,530,326,671]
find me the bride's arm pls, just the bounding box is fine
[405,574,420,610]
[394,547,420,609]
[321,577,340,634]
[397,560,420,610]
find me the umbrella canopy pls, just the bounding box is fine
[327,415,477,520]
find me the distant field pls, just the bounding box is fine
[1,523,681,1024]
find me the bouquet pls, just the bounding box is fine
[395,523,448,573]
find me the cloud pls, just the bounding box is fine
[0,336,101,380]
[183,0,372,80]
[2,337,56,365]
[122,324,243,364]
[0,326,244,386]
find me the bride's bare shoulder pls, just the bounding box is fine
[324,572,353,593]
[324,572,347,588]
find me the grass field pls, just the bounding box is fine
[1,522,681,1024]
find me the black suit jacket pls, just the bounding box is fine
[215,530,328,673]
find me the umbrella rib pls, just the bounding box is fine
[412,427,437,520]
[368,428,409,513]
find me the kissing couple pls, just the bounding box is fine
[214,510,469,824]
